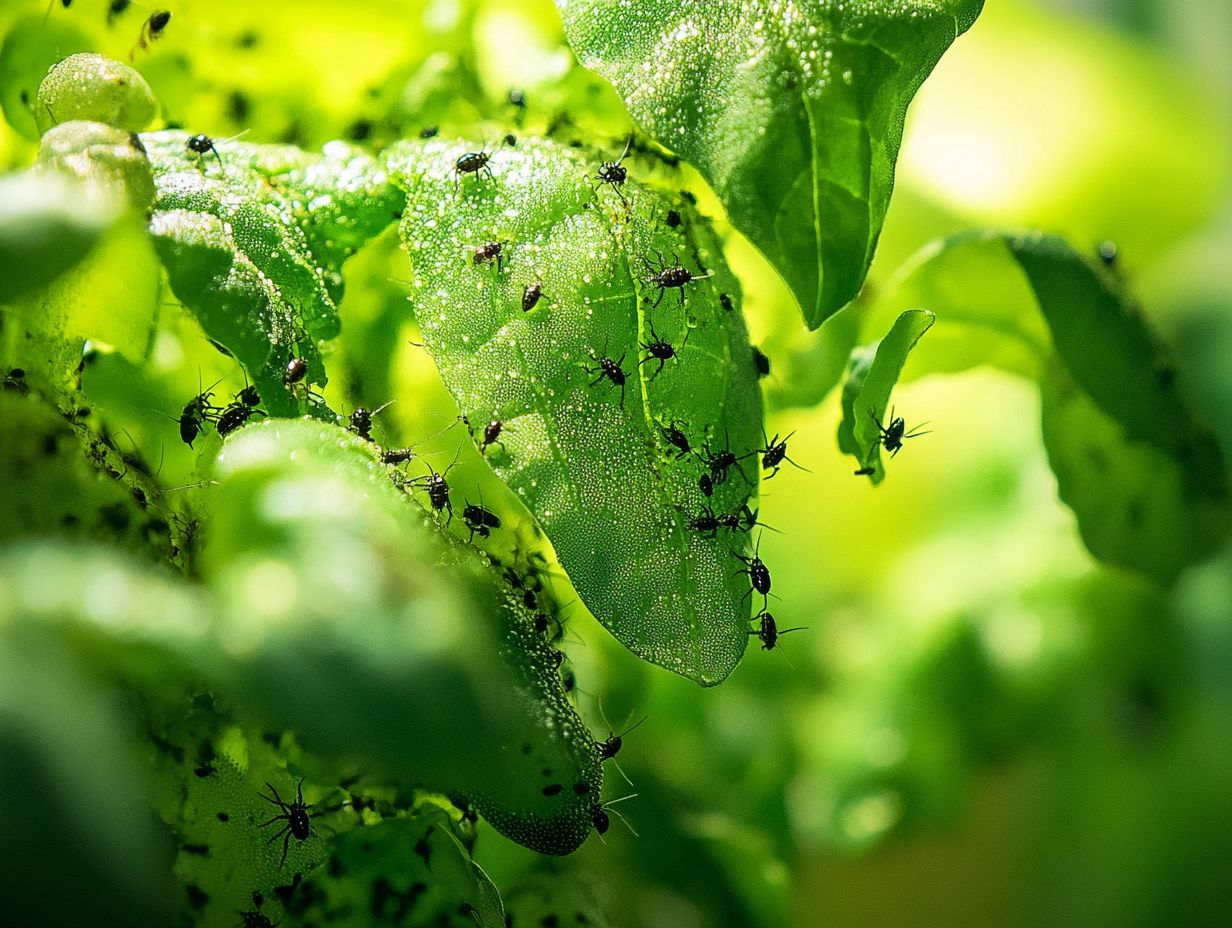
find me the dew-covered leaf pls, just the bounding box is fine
[142,132,405,414]
[386,136,763,686]
[557,0,984,328]
[838,308,934,483]
[36,52,157,134]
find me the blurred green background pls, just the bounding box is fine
[2,1,1230,926]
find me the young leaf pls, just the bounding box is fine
[557,0,984,328]
[142,132,405,414]
[838,308,935,484]
[386,136,763,686]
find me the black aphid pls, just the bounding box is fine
[259,779,314,868]
[871,405,931,458]
[641,252,712,308]
[453,148,494,192]
[187,133,222,169]
[749,611,806,651]
[585,350,628,406]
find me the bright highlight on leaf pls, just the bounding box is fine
[558,0,984,328]
[386,136,763,685]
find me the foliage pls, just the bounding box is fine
[2,1,1230,926]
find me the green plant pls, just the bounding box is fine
[2,2,1229,927]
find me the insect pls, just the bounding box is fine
[760,431,806,478]
[660,421,691,459]
[594,137,632,204]
[638,324,680,380]
[503,132,517,147]
[751,345,771,379]
[698,472,714,497]
[596,710,647,789]
[641,252,713,308]
[284,355,309,387]
[381,447,415,465]
[349,401,392,443]
[701,436,751,486]
[186,133,223,170]
[130,9,171,59]
[179,382,221,447]
[1097,239,1118,267]
[591,794,638,838]
[215,400,261,437]
[419,125,439,139]
[259,779,315,868]
[749,611,806,651]
[584,350,628,407]
[733,533,772,606]
[237,384,261,408]
[414,451,460,523]
[479,419,504,454]
[462,501,502,542]
[685,506,720,537]
[717,503,767,533]
[871,406,931,458]
[107,0,132,25]
[853,466,876,477]
[471,241,505,273]
[521,281,545,312]
[453,147,495,192]
[507,88,527,109]
[665,209,682,228]
[719,293,734,313]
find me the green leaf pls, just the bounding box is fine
[142,132,405,414]
[858,231,1231,579]
[0,170,116,304]
[557,0,984,328]
[838,308,935,484]
[386,136,763,685]
[0,12,92,141]
[36,53,157,134]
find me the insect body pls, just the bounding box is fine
[749,611,806,651]
[179,385,220,447]
[215,400,260,437]
[660,422,691,459]
[479,419,504,454]
[751,346,771,379]
[871,406,931,458]
[638,325,678,380]
[471,241,505,273]
[284,356,308,387]
[381,447,416,465]
[761,431,805,478]
[131,9,171,59]
[462,502,501,542]
[187,134,222,169]
[733,534,772,606]
[701,438,751,487]
[585,351,628,407]
[453,148,494,192]
[349,401,392,443]
[259,780,314,868]
[521,282,545,312]
[686,506,720,537]
[641,253,712,309]
[594,137,631,204]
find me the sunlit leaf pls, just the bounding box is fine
[386,136,763,685]
[558,0,984,328]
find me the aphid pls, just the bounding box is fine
[419,125,439,139]
[660,421,691,459]
[686,506,720,537]
[665,209,682,228]
[701,436,751,486]
[584,350,628,407]
[871,405,931,458]
[719,293,734,313]
[2,367,27,394]
[284,355,308,387]
[503,132,517,147]
[414,452,460,523]
[187,133,223,170]
[462,501,502,542]
[453,148,495,192]
[594,137,632,204]
[381,447,415,465]
[761,430,806,478]
[698,472,714,497]
[479,419,504,454]
[591,794,638,838]
[716,503,767,533]
[749,610,806,651]
[521,281,545,312]
[853,466,876,477]
[1097,239,1119,268]
[638,324,679,381]
[349,401,392,443]
[733,533,772,605]
[259,779,315,868]
[238,384,261,407]
[215,400,260,437]
[751,345,771,379]
[641,252,713,308]
[179,383,220,448]
[596,713,647,791]
[471,241,505,273]
[107,0,132,26]
[131,9,171,59]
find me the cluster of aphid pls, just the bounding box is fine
[177,380,265,447]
